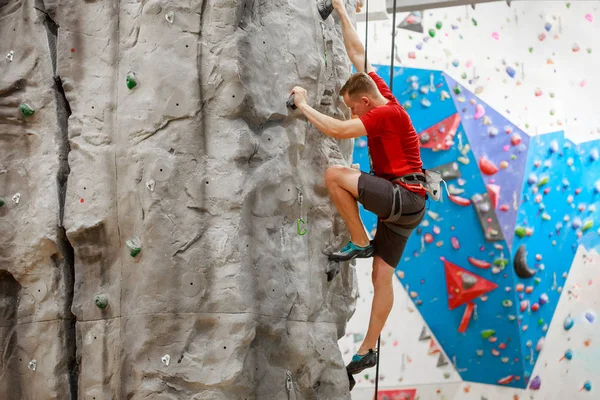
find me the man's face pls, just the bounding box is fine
[343,93,370,118]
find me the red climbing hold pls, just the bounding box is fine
[444,259,498,309]
[449,195,472,206]
[479,156,499,175]
[498,375,514,385]
[500,204,510,212]
[424,233,434,243]
[468,257,492,269]
[486,184,500,209]
[418,113,461,151]
[458,301,475,333]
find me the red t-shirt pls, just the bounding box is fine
[359,72,426,197]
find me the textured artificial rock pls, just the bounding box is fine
[1,0,358,398]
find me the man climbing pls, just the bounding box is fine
[290,0,427,377]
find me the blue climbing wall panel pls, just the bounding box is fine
[353,65,600,389]
[513,131,600,381]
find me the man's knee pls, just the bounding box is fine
[371,257,395,287]
[325,165,346,186]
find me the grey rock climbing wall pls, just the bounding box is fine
[1,0,358,398]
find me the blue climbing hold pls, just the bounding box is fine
[564,316,574,331]
[506,66,516,78]
[544,22,552,32]
[564,349,573,360]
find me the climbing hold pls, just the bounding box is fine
[458,302,475,333]
[582,381,592,391]
[544,22,552,32]
[424,233,434,243]
[479,156,498,175]
[531,303,540,312]
[572,218,582,229]
[536,337,545,352]
[562,349,573,361]
[453,85,462,95]
[564,316,574,330]
[126,238,141,257]
[403,100,412,110]
[511,134,522,146]
[468,257,491,269]
[474,104,485,119]
[19,103,35,117]
[530,376,541,390]
[502,299,513,307]
[515,227,527,239]
[482,116,492,126]
[428,29,436,38]
[527,174,538,185]
[549,140,559,153]
[582,220,594,232]
[585,311,596,323]
[520,300,528,312]
[126,71,138,90]
[525,286,533,294]
[94,294,108,309]
[497,375,514,385]
[506,67,516,78]
[6,50,14,61]
[462,273,478,290]
[161,354,171,366]
[12,193,20,204]
[28,360,37,371]
[440,90,450,100]
[481,330,496,339]
[590,148,599,161]
[538,33,546,41]
[449,195,471,206]
[437,353,449,367]
[486,184,500,209]
[573,43,581,52]
[488,127,499,137]
[421,98,432,108]
[436,21,443,29]
[585,13,593,22]
[451,237,460,250]
[537,176,549,187]
[539,293,549,305]
[514,245,536,278]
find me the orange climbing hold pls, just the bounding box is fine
[498,375,514,385]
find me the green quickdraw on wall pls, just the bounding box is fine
[297,187,307,236]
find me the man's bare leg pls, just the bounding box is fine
[324,165,370,247]
[358,256,395,354]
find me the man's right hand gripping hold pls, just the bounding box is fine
[324,0,427,377]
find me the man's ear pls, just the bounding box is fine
[361,96,370,106]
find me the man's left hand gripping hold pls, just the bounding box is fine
[290,86,375,262]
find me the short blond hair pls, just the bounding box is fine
[340,72,378,98]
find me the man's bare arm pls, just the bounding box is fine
[334,0,374,74]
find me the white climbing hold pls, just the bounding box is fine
[161,354,170,366]
[28,360,37,371]
[165,11,174,24]
[6,50,14,62]
[12,193,20,204]
[146,179,156,192]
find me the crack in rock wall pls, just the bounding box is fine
[1,0,358,398]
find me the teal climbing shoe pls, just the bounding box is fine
[346,349,377,375]
[329,240,374,262]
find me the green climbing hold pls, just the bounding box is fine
[403,100,412,110]
[587,48,592,54]
[534,277,541,285]
[542,213,551,221]
[126,72,138,90]
[582,219,594,232]
[494,258,509,268]
[126,238,141,257]
[515,227,527,238]
[511,154,517,160]
[94,294,108,309]
[538,318,545,326]
[472,18,478,26]
[444,372,451,379]
[502,299,513,307]
[529,47,534,53]
[481,329,496,339]
[19,103,35,117]
[410,92,418,100]
[537,176,549,187]
[436,21,443,29]
[428,29,436,38]
[461,72,467,79]
[566,2,571,8]
[453,85,461,95]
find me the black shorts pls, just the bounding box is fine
[357,172,426,268]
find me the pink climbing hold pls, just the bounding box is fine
[492,32,500,40]
[433,226,441,235]
[585,13,593,22]
[503,145,510,152]
[486,184,500,209]
[474,104,486,119]
[479,156,499,175]
[520,300,529,312]
[500,204,510,212]
[451,237,460,250]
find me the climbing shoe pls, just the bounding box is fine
[328,241,373,262]
[346,349,377,375]
[347,370,356,391]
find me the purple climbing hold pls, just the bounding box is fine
[416,43,423,50]
[530,375,542,390]
[527,174,538,185]
[506,66,516,78]
[539,293,549,305]
[590,148,599,162]
[585,311,596,323]
[549,140,559,153]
